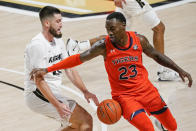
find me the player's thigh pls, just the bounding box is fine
[69,104,92,128]
[143,91,167,115]
[113,96,143,121]
[115,96,155,130]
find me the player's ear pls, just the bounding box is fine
[122,22,126,27]
[47,20,50,27]
[121,22,126,30]
[42,19,50,28]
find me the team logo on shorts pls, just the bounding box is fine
[133,44,138,50]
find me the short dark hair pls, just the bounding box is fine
[39,6,61,22]
[106,12,126,24]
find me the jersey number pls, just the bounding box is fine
[118,65,137,80]
[136,0,145,8]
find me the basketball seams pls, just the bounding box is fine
[103,101,113,123]
[111,100,118,122]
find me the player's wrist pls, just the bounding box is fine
[52,99,62,109]
[45,68,49,73]
[82,89,89,94]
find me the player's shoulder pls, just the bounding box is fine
[29,33,43,46]
[31,32,43,41]
[129,32,146,41]
[26,33,45,50]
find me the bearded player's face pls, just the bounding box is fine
[48,13,62,38]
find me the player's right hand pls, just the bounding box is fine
[178,70,193,87]
[56,103,72,119]
[114,0,126,8]
[30,68,48,81]
[84,90,99,106]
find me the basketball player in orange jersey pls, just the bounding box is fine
[67,0,179,81]
[31,12,192,131]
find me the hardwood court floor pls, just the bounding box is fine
[0,2,196,131]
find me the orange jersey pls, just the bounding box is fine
[104,31,149,96]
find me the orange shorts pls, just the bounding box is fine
[112,81,166,121]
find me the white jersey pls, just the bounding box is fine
[24,33,68,94]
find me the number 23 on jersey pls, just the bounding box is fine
[118,64,137,80]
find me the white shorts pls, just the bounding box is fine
[24,89,76,127]
[115,0,160,29]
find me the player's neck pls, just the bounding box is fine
[42,30,54,42]
[117,32,128,47]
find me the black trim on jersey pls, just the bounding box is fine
[33,89,49,103]
[33,88,63,103]
[130,109,145,121]
[150,106,168,115]
[111,32,133,51]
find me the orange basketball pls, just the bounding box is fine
[97,99,122,124]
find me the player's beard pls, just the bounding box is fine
[49,26,62,38]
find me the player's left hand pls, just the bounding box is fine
[84,91,99,106]
[178,70,192,87]
[114,0,126,8]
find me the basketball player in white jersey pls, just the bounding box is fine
[24,6,99,131]
[66,0,179,81]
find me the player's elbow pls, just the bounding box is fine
[151,51,161,61]
[34,73,44,84]
[152,21,165,33]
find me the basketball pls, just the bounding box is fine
[97,99,122,124]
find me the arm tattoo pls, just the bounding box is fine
[139,34,182,73]
[80,39,106,62]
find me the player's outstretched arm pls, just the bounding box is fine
[138,34,192,87]
[30,39,106,76]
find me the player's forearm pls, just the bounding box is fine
[35,78,61,108]
[66,69,88,93]
[153,53,183,73]
[70,69,88,93]
[47,54,82,72]
[47,39,105,73]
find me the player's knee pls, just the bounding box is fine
[80,114,93,131]
[86,113,93,126]
[34,73,44,82]
[141,124,154,131]
[152,21,165,33]
[166,121,177,131]
[129,113,154,131]
[82,111,93,126]
[80,123,92,131]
